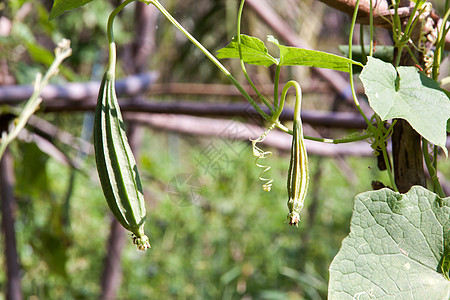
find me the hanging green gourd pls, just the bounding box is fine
[285,82,309,227]
[94,0,150,251]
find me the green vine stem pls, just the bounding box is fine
[402,1,425,42]
[369,0,374,57]
[309,133,372,144]
[273,81,292,121]
[348,0,398,191]
[268,78,373,145]
[106,0,136,74]
[0,39,72,160]
[359,25,367,65]
[393,1,428,68]
[373,116,398,192]
[348,0,371,126]
[270,81,300,136]
[237,0,274,113]
[140,0,270,122]
[291,83,302,124]
[432,7,450,80]
[273,64,282,111]
[422,138,445,197]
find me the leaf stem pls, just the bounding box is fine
[272,80,371,144]
[393,1,427,68]
[348,0,371,126]
[272,80,296,121]
[402,1,423,40]
[107,0,134,45]
[307,133,372,144]
[293,82,302,124]
[432,8,450,80]
[106,0,135,74]
[394,46,404,68]
[374,116,398,192]
[273,64,282,111]
[359,25,367,65]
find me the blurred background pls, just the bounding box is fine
[0,0,448,299]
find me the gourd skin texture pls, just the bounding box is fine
[94,70,150,250]
[286,107,309,227]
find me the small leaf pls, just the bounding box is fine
[268,35,363,72]
[360,57,450,155]
[329,186,450,299]
[49,0,95,20]
[216,35,278,67]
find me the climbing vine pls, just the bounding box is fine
[32,0,450,297]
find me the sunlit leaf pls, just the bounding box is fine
[360,57,450,155]
[268,35,363,72]
[329,186,450,299]
[216,34,278,67]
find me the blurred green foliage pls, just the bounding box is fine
[2,0,133,82]
[1,0,448,299]
[2,124,393,299]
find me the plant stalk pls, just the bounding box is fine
[348,0,371,126]
[237,0,274,113]
[422,139,445,197]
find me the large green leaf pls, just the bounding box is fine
[216,35,362,72]
[216,35,278,67]
[49,0,95,20]
[329,186,450,299]
[360,57,450,155]
[268,36,363,72]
